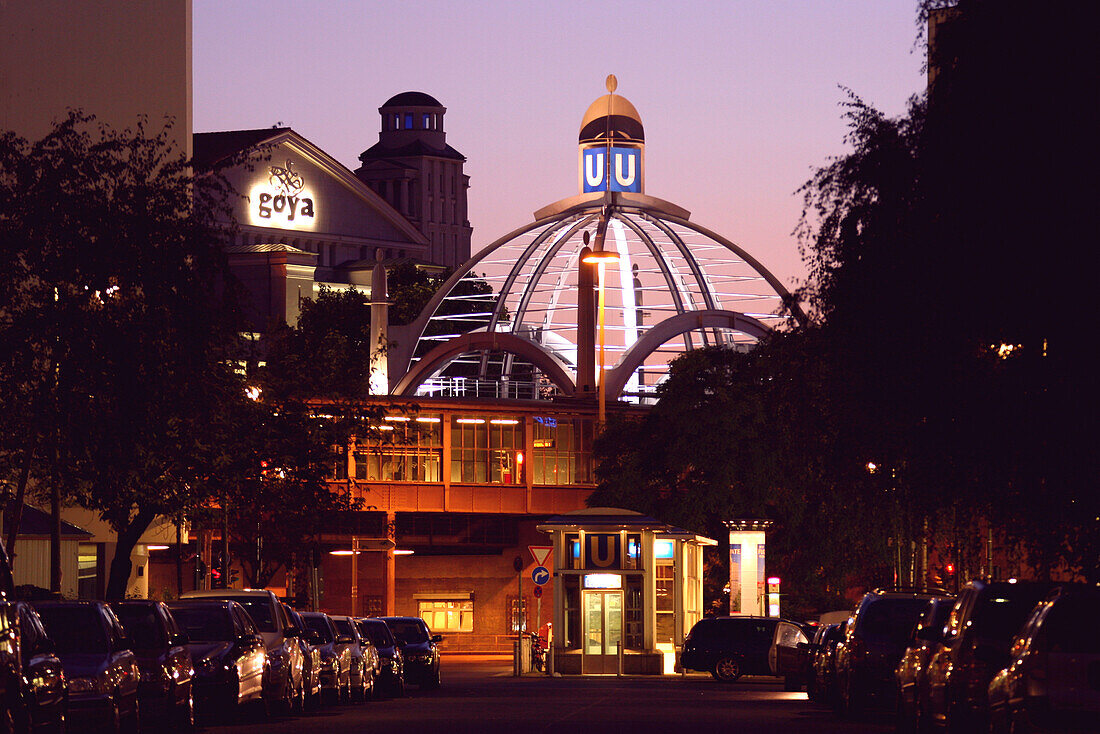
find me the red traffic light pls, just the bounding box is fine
[945,563,955,574]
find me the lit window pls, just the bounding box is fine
[418,600,473,633]
[404,112,413,129]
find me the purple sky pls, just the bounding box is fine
[194,1,927,290]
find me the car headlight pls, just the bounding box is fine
[69,676,110,695]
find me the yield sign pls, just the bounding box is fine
[529,545,552,567]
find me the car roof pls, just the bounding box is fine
[181,589,276,599]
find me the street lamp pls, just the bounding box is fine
[581,213,619,426]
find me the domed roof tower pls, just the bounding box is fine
[578,75,645,194]
[356,91,472,268]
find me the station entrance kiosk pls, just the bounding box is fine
[537,508,715,675]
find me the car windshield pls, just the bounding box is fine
[113,605,165,650]
[302,616,334,643]
[224,597,276,633]
[361,621,395,647]
[859,599,934,643]
[975,588,1057,641]
[36,606,109,654]
[169,606,235,642]
[386,620,428,644]
[1043,596,1100,653]
[333,618,355,638]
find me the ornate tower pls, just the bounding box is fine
[355,92,473,269]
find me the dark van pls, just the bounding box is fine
[681,616,784,681]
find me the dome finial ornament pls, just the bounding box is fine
[606,74,618,94]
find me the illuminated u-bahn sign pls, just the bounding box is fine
[582,147,641,193]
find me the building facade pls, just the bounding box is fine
[356,92,473,270]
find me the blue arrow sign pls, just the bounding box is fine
[531,566,550,586]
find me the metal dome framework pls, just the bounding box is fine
[394,192,803,402]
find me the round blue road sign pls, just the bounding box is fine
[532,566,550,585]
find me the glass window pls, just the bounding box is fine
[354,415,442,482]
[532,417,594,485]
[114,605,166,650]
[393,114,401,129]
[656,562,675,644]
[78,543,99,598]
[508,596,527,634]
[450,416,523,484]
[562,576,580,649]
[404,113,413,129]
[170,605,234,642]
[418,600,473,633]
[331,444,348,480]
[625,576,644,649]
[565,534,582,570]
[422,113,431,129]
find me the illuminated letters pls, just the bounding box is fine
[582,147,641,193]
[249,160,316,229]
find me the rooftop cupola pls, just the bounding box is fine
[376,91,447,150]
[578,75,645,194]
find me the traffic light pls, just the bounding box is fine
[227,566,240,588]
[211,550,226,589]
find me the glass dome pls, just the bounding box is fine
[393,192,802,403]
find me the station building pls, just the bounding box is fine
[193,79,801,664]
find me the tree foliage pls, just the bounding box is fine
[0,111,247,598]
[593,0,1098,617]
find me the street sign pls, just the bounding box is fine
[533,585,543,598]
[531,566,550,585]
[528,545,552,567]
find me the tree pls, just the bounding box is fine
[0,111,247,598]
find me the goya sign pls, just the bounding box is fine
[248,159,317,230]
[582,147,641,193]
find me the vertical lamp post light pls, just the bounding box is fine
[581,212,619,426]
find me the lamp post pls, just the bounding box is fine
[581,212,619,426]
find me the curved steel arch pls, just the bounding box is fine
[604,310,772,400]
[639,211,807,325]
[394,217,553,374]
[393,331,577,397]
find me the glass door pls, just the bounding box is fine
[582,591,623,673]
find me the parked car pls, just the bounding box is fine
[769,619,815,691]
[808,622,845,704]
[34,600,141,733]
[298,612,350,703]
[680,616,784,681]
[111,600,195,728]
[987,587,1100,733]
[894,597,955,732]
[179,589,302,714]
[834,587,950,715]
[167,600,266,719]
[379,617,441,689]
[357,617,404,697]
[282,605,321,710]
[1,601,67,733]
[329,615,376,702]
[923,580,1066,732]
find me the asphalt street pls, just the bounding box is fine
[200,655,894,734]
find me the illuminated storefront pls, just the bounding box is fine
[538,509,714,675]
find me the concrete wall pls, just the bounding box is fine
[0,0,192,158]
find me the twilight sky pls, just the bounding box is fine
[193,0,927,290]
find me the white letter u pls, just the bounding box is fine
[585,153,605,187]
[615,153,636,187]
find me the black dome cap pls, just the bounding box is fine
[382,91,443,107]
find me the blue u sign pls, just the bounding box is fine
[583,147,641,193]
